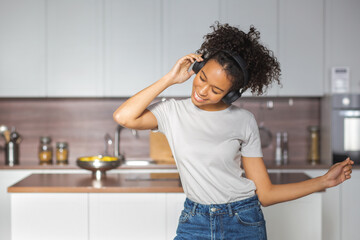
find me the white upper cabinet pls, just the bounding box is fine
[324,0,360,94]
[219,0,279,97]
[0,0,46,97]
[104,0,162,97]
[161,0,220,97]
[4,0,358,98]
[277,0,324,96]
[46,0,103,97]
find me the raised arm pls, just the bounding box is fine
[242,157,354,207]
[113,54,203,130]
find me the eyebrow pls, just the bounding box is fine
[201,70,225,92]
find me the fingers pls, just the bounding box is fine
[190,53,203,61]
[343,159,353,180]
[185,53,203,63]
[177,54,203,67]
[341,157,354,166]
[344,164,352,173]
[345,168,352,179]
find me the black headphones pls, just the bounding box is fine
[192,50,249,105]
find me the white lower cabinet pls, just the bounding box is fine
[89,193,186,240]
[165,193,187,239]
[11,193,88,240]
[340,170,360,240]
[305,170,341,240]
[10,192,185,240]
[8,170,360,240]
[0,170,32,240]
[89,193,167,240]
[263,194,322,240]
[305,169,360,240]
[10,191,322,240]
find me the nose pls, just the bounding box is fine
[199,84,209,96]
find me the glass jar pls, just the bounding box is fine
[308,126,320,164]
[56,142,68,165]
[39,136,53,165]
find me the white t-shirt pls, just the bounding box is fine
[148,98,263,204]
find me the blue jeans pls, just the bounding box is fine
[174,195,267,240]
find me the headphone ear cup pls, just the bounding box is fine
[222,91,242,105]
[192,61,206,74]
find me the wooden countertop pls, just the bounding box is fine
[8,172,314,193]
[0,162,341,170]
[0,162,177,170]
[8,173,183,193]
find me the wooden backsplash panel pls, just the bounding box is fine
[0,97,320,165]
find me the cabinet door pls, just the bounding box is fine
[104,0,162,97]
[278,0,324,96]
[47,0,103,97]
[0,0,46,97]
[220,0,279,96]
[305,170,341,240]
[11,193,88,240]
[166,193,186,239]
[325,0,360,94]
[341,170,360,240]
[162,0,220,97]
[89,193,167,240]
[262,194,322,240]
[0,170,32,240]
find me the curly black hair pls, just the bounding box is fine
[196,22,281,95]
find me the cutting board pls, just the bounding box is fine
[150,172,180,179]
[149,132,175,165]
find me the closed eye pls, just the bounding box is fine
[200,72,222,94]
[212,89,220,94]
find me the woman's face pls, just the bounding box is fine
[191,59,233,111]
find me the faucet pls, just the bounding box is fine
[114,125,138,162]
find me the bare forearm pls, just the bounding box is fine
[244,155,353,208]
[259,176,327,207]
[113,53,201,127]
[113,75,173,124]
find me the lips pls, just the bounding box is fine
[194,91,206,103]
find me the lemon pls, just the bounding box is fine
[78,156,118,162]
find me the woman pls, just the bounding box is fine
[113,23,353,240]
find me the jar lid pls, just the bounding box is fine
[56,142,68,148]
[308,126,320,131]
[40,136,51,144]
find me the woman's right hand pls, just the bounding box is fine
[165,53,203,85]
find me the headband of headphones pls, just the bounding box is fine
[192,50,249,104]
[220,50,249,90]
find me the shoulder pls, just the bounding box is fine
[229,105,259,133]
[147,98,188,113]
[148,98,176,109]
[164,98,192,110]
[230,104,256,120]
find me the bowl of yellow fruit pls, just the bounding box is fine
[77,155,121,180]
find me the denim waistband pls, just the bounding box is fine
[184,195,260,216]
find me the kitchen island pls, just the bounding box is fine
[8,172,322,240]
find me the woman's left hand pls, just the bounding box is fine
[323,157,354,188]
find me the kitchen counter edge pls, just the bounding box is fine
[1,163,352,170]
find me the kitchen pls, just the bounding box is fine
[0,0,359,240]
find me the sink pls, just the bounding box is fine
[122,159,157,166]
